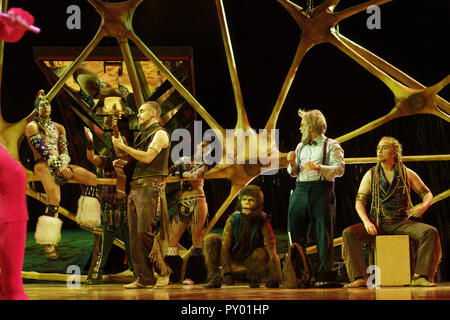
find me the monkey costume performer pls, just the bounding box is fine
[203,185,281,288]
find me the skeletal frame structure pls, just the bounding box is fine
[0,0,448,259]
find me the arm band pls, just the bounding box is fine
[29,133,53,162]
[356,192,370,203]
[148,141,163,154]
[418,186,430,199]
[86,140,95,151]
[48,155,63,172]
[58,135,71,165]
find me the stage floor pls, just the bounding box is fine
[23,282,450,300]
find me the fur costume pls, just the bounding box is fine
[76,185,101,228]
[203,185,281,288]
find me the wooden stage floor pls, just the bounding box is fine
[23,282,450,300]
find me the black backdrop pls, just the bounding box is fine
[1,1,449,279]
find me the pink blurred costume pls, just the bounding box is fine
[0,145,28,300]
[0,7,34,43]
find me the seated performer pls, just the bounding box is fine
[342,136,442,287]
[203,185,281,288]
[84,127,134,284]
[164,141,213,284]
[25,90,101,259]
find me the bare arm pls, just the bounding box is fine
[84,127,103,167]
[406,168,433,218]
[355,170,378,236]
[183,163,208,179]
[112,130,169,164]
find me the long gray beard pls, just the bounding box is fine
[301,129,311,145]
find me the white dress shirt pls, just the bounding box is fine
[287,134,345,182]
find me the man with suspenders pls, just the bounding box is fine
[287,109,345,288]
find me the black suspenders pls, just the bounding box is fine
[319,138,328,181]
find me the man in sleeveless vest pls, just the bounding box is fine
[25,90,100,260]
[112,101,171,288]
[286,109,345,287]
[342,136,442,287]
[202,185,281,288]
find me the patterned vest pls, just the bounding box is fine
[131,123,170,180]
[369,164,409,223]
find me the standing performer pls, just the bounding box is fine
[202,185,281,288]
[112,101,172,288]
[84,127,134,284]
[25,90,100,259]
[0,6,37,300]
[342,136,442,287]
[286,108,345,287]
[164,141,213,284]
[0,142,28,300]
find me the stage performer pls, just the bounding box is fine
[0,6,37,300]
[25,90,100,260]
[112,101,172,289]
[164,141,213,284]
[203,185,281,288]
[84,127,134,284]
[0,142,28,300]
[286,108,344,288]
[342,136,442,287]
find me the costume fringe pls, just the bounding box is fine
[35,215,63,245]
[149,237,172,277]
[76,196,101,228]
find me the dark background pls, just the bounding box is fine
[2,1,449,278]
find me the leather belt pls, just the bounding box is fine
[130,176,165,187]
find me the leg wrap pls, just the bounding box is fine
[35,206,63,245]
[185,254,207,284]
[203,234,222,288]
[244,247,269,288]
[76,185,101,228]
[164,255,183,283]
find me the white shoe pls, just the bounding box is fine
[154,273,170,287]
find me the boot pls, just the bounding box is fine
[203,273,222,288]
[185,254,207,284]
[35,205,62,260]
[164,255,183,283]
[44,244,58,260]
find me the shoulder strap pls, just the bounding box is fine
[321,138,329,166]
[319,138,328,181]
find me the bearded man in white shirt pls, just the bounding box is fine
[286,109,345,288]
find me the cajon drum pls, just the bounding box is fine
[375,235,411,286]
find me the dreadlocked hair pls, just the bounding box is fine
[371,137,413,228]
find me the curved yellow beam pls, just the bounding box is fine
[215,0,249,132]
